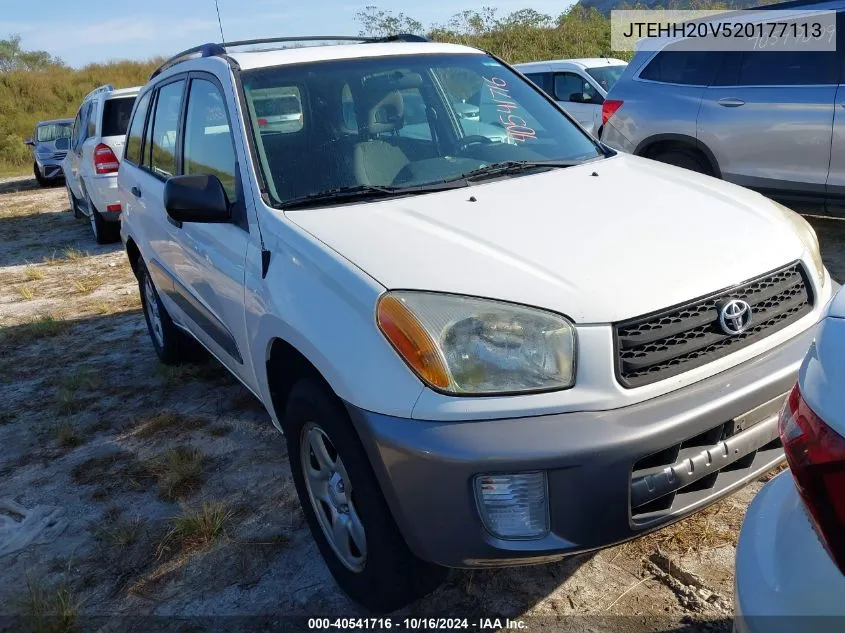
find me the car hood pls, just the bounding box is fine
[285,154,806,324]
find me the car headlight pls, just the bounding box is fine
[773,201,825,285]
[376,291,576,395]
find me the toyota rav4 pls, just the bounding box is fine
[118,35,833,612]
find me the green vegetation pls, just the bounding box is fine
[0,35,160,174]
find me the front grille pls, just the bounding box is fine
[613,262,813,388]
[630,394,786,525]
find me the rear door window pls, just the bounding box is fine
[148,80,186,179]
[737,51,837,86]
[640,49,721,86]
[125,92,151,164]
[102,96,137,137]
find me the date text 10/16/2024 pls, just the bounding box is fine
[308,618,528,630]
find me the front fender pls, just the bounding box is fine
[244,212,425,426]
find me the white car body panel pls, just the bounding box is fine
[515,58,628,135]
[121,52,832,427]
[286,154,810,325]
[65,87,140,216]
[735,290,845,632]
[735,472,845,632]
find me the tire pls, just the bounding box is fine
[33,162,48,187]
[136,259,199,366]
[66,183,84,219]
[285,378,448,613]
[87,196,120,244]
[650,148,712,176]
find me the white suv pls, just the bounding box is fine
[118,36,833,612]
[64,84,140,243]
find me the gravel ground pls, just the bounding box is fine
[1,176,843,633]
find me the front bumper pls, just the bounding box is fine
[35,157,65,180]
[347,323,817,568]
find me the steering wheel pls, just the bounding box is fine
[455,135,493,153]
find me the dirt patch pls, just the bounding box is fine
[1,177,841,628]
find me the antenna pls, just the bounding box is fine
[214,0,226,44]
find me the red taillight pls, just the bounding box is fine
[601,99,623,126]
[779,383,845,573]
[257,118,268,127]
[93,143,119,175]
[106,203,121,212]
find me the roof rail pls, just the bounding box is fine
[149,34,431,80]
[82,83,115,102]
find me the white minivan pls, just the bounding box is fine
[515,58,627,135]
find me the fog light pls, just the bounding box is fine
[474,472,549,540]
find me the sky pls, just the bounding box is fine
[1,0,578,67]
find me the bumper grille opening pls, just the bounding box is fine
[614,263,813,388]
[630,395,787,525]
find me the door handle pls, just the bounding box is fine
[131,186,142,198]
[718,97,746,108]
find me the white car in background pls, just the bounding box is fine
[64,84,140,243]
[515,58,628,135]
[735,286,845,632]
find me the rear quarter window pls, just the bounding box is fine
[640,50,721,86]
[102,97,137,137]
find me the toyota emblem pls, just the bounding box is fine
[719,299,752,336]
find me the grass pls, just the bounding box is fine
[25,265,45,281]
[23,580,78,633]
[55,390,94,416]
[62,247,87,262]
[1,314,69,345]
[103,516,145,547]
[158,501,233,557]
[54,421,83,449]
[72,278,103,295]
[16,284,36,301]
[58,367,100,392]
[132,411,209,439]
[150,446,205,500]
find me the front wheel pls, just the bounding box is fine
[285,378,448,612]
[33,162,48,187]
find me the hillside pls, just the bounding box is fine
[575,0,762,16]
[0,36,161,176]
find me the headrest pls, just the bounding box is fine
[367,90,404,136]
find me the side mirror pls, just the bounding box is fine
[24,138,34,146]
[55,137,70,151]
[164,174,231,224]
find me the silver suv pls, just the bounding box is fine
[600,3,845,213]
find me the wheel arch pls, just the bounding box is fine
[125,237,142,278]
[634,133,721,179]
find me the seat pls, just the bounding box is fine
[353,90,410,186]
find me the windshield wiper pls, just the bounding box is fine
[281,181,467,210]
[456,157,603,183]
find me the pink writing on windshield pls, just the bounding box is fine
[483,76,537,143]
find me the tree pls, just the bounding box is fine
[355,6,424,37]
[0,35,63,72]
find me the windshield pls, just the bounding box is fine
[242,52,602,207]
[585,65,627,93]
[36,123,72,143]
